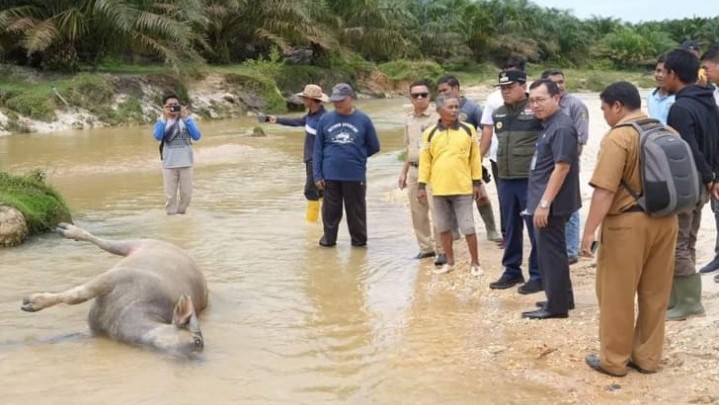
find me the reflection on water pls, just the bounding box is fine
[1,99,563,403]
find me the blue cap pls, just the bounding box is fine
[329,83,355,102]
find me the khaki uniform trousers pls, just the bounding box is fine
[596,212,677,374]
[675,190,709,277]
[163,166,193,215]
[407,166,443,254]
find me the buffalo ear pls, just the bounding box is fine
[172,294,195,328]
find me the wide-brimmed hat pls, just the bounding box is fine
[295,84,329,102]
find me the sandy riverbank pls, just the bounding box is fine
[394,89,719,404]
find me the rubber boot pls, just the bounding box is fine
[666,273,706,321]
[667,282,676,310]
[478,202,502,242]
[306,200,320,223]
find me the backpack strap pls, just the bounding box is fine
[615,118,662,203]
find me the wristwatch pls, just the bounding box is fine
[539,199,550,209]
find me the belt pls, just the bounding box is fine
[408,162,419,168]
[623,205,644,213]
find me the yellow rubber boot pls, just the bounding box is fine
[306,200,320,222]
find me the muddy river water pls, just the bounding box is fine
[1,95,716,404]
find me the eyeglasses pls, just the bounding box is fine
[528,96,551,105]
[410,92,429,99]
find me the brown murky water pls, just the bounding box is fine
[5,94,713,404]
[0,99,554,404]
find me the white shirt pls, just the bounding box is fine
[480,90,503,162]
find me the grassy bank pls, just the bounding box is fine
[0,170,72,235]
[0,60,656,134]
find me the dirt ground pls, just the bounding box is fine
[424,87,719,404]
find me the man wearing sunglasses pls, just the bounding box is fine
[398,80,445,265]
[153,93,202,215]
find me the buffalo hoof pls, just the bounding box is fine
[21,295,42,312]
[56,222,83,241]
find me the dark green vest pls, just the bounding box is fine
[493,98,542,179]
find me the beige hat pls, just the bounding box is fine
[295,84,329,102]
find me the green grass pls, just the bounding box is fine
[378,60,445,83]
[0,170,72,235]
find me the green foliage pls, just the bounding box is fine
[240,47,283,80]
[0,79,61,121]
[2,1,718,72]
[274,65,355,94]
[0,170,72,235]
[223,71,286,113]
[377,60,445,82]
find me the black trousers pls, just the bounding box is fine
[534,214,574,314]
[322,180,367,246]
[304,161,323,201]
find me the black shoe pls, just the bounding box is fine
[319,237,336,247]
[585,354,626,377]
[434,253,447,266]
[521,309,568,319]
[715,273,719,283]
[627,359,655,374]
[414,251,436,260]
[351,242,366,247]
[535,300,575,310]
[699,256,719,274]
[489,274,525,290]
[518,279,544,295]
[568,256,579,265]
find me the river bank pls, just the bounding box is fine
[0,62,655,136]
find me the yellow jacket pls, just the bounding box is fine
[418,120,482,196]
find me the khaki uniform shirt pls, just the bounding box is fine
[590,112,646,215]
[404,106,439,163]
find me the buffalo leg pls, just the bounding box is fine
[56,223,141,257]
[21,271,116,312]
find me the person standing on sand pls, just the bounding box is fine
[696,47,719,279]
[480,56,527,248]
[487,70,543,294]
[436,75,501,243]
[541,69,590,266]
[662,48,719,320]
[153,93,202,215]
[647,54,675,125]
[582,81,678,376]
[397,79,446,264]
[267,84,328,222]
[418,94,486,276]
[520,79,580,320]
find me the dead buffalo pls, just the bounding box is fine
[21,223,208,355]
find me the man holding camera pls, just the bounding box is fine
[153,93,202,215]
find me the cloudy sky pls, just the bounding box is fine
[531,1,718,23]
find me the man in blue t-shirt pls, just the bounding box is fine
[313,83,381,247]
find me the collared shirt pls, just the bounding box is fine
[404,105,439,163]
[526,111,581,216]
[714,85,719,106]
[459,97,483,129]
[647,88,675,125]
[559,93,589,145]
[589,111,646,215]
[480,90,502,161]
[418,119,482,196]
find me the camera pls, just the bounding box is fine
[169,105,182,113]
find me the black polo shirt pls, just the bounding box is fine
[526,111,581,216]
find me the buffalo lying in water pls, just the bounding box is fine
[21,223,208,355]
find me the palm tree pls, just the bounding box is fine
[0,0,204,71]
